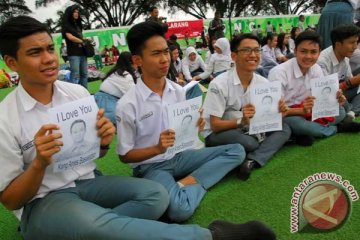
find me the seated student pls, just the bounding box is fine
[192,37,232,82]
[116,21,248,223]
[289,26,301,53]
[317,24,360,116]
[0,16,276,240]
[94,51,137,125]
[167,45,203,100]
[202,33,291,181]
[182,46,207,82]
[257,33,279,78]
[275,33,294,63]
[268,31,359,147]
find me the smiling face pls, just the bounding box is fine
[4,31,59,91]
[232,38,261,73]
[295,40,320,74]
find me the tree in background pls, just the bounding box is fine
[36,0,162,27]
[0,0,31,23]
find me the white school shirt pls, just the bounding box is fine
[173,58,183,74]
[261,44,278,66]
[268,58,324,106]
[350,48,360,73]
[116,78,186,168]
[99,71,135,98]
[202,67,268,137]
[182,56,206,81]
[197,53,232,79]
[0,80,95,219]
[317,46,353,81]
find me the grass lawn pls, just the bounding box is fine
[0,80,359,240]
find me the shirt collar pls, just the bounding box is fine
[17,80,68,112]
[329,47,340,67]
[293,58,305,79]
[232,67,256,87]
[137,78,175,101]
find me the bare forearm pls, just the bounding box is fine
[211,119,237,133]
[0,160,46,210]
[121,145,162,163]
[286,108,307,116]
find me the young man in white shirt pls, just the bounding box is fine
[268,31,357,146]
[202,34,291,181]
[0,16,275,240]
[317,24,360,116]
[116,22,276,238]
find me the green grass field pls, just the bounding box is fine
[0,80,359,240]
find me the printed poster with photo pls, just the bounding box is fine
[48,96,100,172]
[311,73,339,121]
[249,81,282,135]
[165,96,202,157]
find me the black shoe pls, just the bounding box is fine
[209,220,276,240]
[238,159,257,181]
[295,135,315,146]
[337,121,360,133]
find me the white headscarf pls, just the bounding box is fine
[214,38,232,62]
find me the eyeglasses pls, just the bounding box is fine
[235,47,262,55]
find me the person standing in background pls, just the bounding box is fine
[60,42,68,63]
[61,4,88,88]
[317,0,359,49]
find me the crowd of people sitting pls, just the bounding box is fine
[0,1,360,239]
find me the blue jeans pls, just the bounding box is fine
[134,144,245,222]
[186,84,203,100]
[68,55,88,88]
[284,106,346,138]
[21,175,212,240]
[205,123,291,166]
[94,91,119,125]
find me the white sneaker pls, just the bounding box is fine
[344,111,356,123]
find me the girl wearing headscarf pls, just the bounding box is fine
[61,5,88,88]
[193,37,232,82]
[181,46,206,82]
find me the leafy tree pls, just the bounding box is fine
[0,0,31,23]
[35,0,163,27]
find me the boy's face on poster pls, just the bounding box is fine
[71,122,86,144]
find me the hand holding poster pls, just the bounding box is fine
[249,81,282,134]
[48,96,100,172]
[165,96,202,157]
[311,73,339,121]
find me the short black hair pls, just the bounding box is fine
[70,119,86,134]
[149,6,158,12]
[330,24,360,47]
[0,16,51,59]
[230,34,260,52]
[126,21,167,56]
[295,30,321,49]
